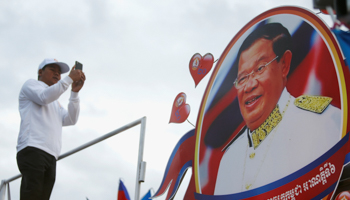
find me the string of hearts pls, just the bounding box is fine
[169,53,217,126]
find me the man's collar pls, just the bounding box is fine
[250,105,283,149]
[223,88,291,151]
[247,87,291,149]
[38,79,49,88]
[277,87,290,110]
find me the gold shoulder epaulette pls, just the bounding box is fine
[294,95,332,114]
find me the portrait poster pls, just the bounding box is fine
[193,6,350,200]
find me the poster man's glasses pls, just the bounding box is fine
[234,55,279,89]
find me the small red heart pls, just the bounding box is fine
[336,191,350,200]
[189,53,214,87]
[169,92,190,123]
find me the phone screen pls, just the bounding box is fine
[75,61,83,70]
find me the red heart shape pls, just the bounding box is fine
[169,92,190,123]
[189,53,214,87]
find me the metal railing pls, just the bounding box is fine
[0,116,147,200]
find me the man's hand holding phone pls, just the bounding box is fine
[69,61,86,92]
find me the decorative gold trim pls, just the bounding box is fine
[251,106,282,149]
[294,95,332,114]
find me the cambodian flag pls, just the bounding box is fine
[117,179,131,200]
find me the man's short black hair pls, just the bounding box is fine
[238,23,292,63]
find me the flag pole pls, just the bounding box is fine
[135,117,147,200]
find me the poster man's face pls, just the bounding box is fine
[237,38,287,130]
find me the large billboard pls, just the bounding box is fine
[194,6,350,199]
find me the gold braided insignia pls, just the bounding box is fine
[251,106,282,149]
[294,95,332,114]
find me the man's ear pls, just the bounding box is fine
[281,50,292,78]
[38,69,43,80]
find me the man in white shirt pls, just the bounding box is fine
[16,58,86,200]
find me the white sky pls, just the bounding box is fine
[0,0,334,199]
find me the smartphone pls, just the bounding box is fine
[75,61,83,70]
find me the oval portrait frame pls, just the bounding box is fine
[194,6,349,199]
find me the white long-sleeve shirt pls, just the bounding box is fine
[17,76,80,159]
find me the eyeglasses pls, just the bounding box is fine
[233,56,279,89]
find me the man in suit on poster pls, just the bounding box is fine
[214,23,341,195]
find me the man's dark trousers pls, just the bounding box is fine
[17,147,56,200]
